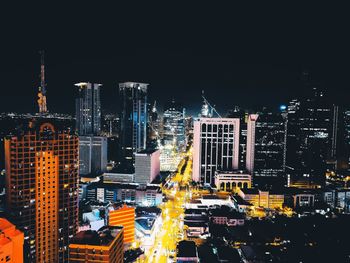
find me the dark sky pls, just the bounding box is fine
[1,3,349,115]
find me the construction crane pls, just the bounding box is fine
[37,50,48,114]
[201,90,222,118]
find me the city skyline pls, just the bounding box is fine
[2,4,350,262]
[1,49,348,115]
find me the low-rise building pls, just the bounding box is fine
[186,195,234,209]
[215,170,252,191]
[237,188,284,209]
[0,218,24,263]
[209,207,245,226]
[231,195,253,213]
[108,204,135,244]
[324,188,350,212]
[84,182,163,206]
[176,240,199,263]
[69,226,124,263]
[184,222,209,238]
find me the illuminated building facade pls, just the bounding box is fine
[193,115,258,185]
[69,226,124,263]
[134,149,160,184]
[214,170,252,191]
[246,114,258,174]
[119,82,148,172]
[75,82,102,136]
[254,111,287,177]
[0,218,24,263]
[237,188,284,209]
[192,118,240,185]
[5,120,79,262]
[108,204,135,244]
[286,86,335,186]
[162,100,186,152]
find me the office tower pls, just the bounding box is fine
[119,82,148,172]
[192,118,240,184]
[254,110,287,177]
[227,107,249,170]
[5,120,79,262]
[286,86,334,186]
[79,136,108,176]
[246,114,258,174]
[0,218,24,263]
[162,100,186,152]
[149,101,161,142]
[343,109,350,168]
[108,204,135,244]
[134,149,160,184]
[101,114,120,137]
[75,82,102,136]
[69,226,124,263]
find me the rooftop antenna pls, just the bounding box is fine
[37,51,48,113]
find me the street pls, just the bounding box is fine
[143,152,192,263]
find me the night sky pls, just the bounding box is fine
[1,4,349,115]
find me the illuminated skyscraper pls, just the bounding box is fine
[0,218,24,263]
[119,82,148,172]
[5,119,79,262]
[192,118,240,184]
[162,100,186,152]
[286,85,334,186]
[69,226,124,263]
[254,110,287,177]
[75,82,102,136]
[108,204,135,244]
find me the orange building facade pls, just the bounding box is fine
[69,226,124,263]
[5,120,79,262]
[109,204,135,244]
[0,218,24,263]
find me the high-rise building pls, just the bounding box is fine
[162,100,186,152]
[69,226,124,263]
[75,82,102,136]
[0,218,24,263]
[254,110,287,177]
[5,120,79,262]
[246,114,258,174]
[192,118,240,184]
[134,149,160,184]
[119,82,148,172]
[108,204,135,244]
[79,136,108,176]
[286,86,334,186]
[227,107,249,171]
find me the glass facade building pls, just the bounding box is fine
[119,82,148,172]
[75,82,102,136]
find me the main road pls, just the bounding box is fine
[143,151,192,263]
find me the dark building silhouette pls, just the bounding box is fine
[254,110,287,178]
[286,78,337,187]
[118,82,148,172]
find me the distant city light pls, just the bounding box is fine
[280,105,287,111]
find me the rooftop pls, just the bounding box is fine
[177,240,197,258]
[71,226,123,247]
[135,216,156,231]
[136,149,159,155]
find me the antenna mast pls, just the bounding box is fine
[37,50,48,113]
